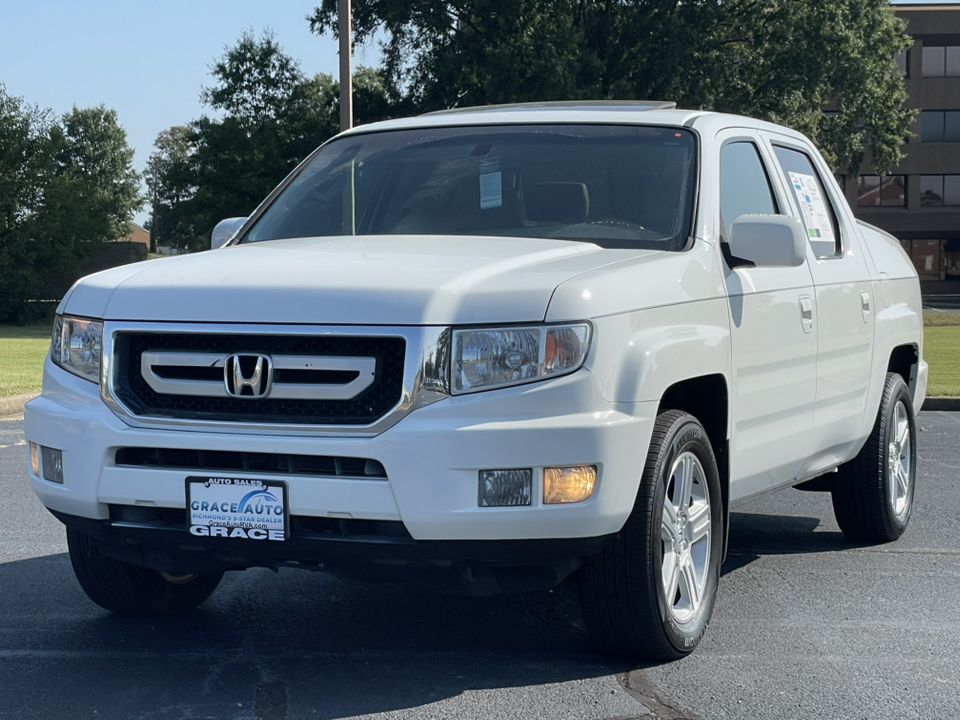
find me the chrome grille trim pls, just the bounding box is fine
[101,322,450,437]
[140,351,377,400]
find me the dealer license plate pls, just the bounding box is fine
[186,476,288,541]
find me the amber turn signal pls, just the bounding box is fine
[543,465,597,504]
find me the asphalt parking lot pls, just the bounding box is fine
[1,411,958,720]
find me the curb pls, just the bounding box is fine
[0,393,39,418]
[921,397,960,412]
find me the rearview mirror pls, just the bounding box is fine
[211,217,248,249]
[727,215,807,268]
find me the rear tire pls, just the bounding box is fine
[67,528,223,614]
[831,372,916,543]
[578,410,723,660]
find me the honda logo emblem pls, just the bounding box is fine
[225,354,273,398]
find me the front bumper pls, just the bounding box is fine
[25,355,656,546]
[52,508,615,594]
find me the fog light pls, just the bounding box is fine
[479,469,532,507]
[29,442,40,476]
[40,446,64,484]
[544,465,597,504]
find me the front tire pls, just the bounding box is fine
[578,410,723,660]
[831,372,916,542]
[67,528,223,614]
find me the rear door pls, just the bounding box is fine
[762,135,876,476]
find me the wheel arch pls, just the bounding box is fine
[887,343,919,394]
[656,374,730,560]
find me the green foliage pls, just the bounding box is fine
[0,86,142,324]
[309,0,913,174]
[146,30,400,253]
[49,106,144,249]
[0,88,55,323]
[202,30,308,126]
[144,125,196,252]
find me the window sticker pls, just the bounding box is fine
[789,171,835,245]
[479,160,502,210]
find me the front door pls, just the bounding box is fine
[717,131,819,501]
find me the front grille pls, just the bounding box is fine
[115,447,388,478]
[113,332,405,425]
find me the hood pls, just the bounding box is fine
[63,235,644,325]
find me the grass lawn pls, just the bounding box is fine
[922,312,960,327]
[0,325,50,397]
[924,312,960,397]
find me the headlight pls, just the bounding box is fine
[452,323,591,395]
[52,315,103,384]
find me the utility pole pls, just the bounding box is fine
[338,0,353,132]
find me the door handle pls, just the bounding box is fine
[800,296,814,334]
[861,292,871,323]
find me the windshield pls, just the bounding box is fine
[242,124,698,251]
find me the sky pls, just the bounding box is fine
[0,0,381,226]
[1,0,957,228]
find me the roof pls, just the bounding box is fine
[343,102,810,145]
[345,103,707,136]
[425,100,678,114]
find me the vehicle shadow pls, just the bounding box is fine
[722,510,851,575]
[1,512,864,718]
[0,553,623,720]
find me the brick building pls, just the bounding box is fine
[116,222,150,251]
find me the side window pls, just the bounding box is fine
[772,145,841,258]
[719,142,778,241]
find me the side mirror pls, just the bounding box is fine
[727,215,807,268]
[211,217,248,249]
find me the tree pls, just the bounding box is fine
[187,32,339,235]
[0,87,142,323]
[50,105,144,245]
[145,125,197,252]
[202,29,311,127]
[309,0,913,173]
[0,85,57,322]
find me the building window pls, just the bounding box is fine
[921,111,960,142]
[946,239,960,280]
[921,175,960,206]
[857,175,906,207]
[922,46,960,77]
[901,239,960,282]
[911,240,942,281]
[895,50,909,77]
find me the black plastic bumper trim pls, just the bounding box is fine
[51,509,616,595]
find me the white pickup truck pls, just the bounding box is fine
[25,102,926,660]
